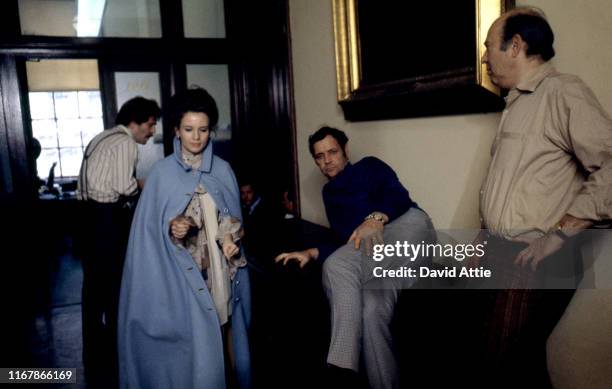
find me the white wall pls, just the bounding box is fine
[289,0,612,230]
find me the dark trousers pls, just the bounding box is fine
[81,200,133,389]
[480,236,581,388]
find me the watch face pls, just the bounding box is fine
[366,213,383,222]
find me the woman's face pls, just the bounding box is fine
[175,111,211,155]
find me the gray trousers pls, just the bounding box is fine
[322,207,434,389]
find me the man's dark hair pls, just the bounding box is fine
[115,96,161,126]
[501,11,555,61]
[308,126,349,158]
[239,179,258,194]
[167,87,219,130]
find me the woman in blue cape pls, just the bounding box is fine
[118,87,251,389]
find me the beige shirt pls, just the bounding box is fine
[480,63,612,239]
[77,125,139,203]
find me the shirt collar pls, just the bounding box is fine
[173,136,214,173]
[249,197,261,215]
[117,124,134,139]
[516,62,556,92]
[506,62,556,105]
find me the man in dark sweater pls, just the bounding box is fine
[276,126,435,389]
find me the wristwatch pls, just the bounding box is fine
[552,223,570,241]
[365,212,385,224]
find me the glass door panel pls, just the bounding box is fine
[18,0,161,38]
[186,64,232,160]
[182,0,226,38]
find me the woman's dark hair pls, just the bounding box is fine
[167,87,219,129]
[115,96,161,126]
[501,11,555,61]
[308,126,349,157]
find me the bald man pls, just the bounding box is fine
[478,7,612,386]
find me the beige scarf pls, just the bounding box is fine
[180,149,246,325]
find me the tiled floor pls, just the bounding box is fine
[29,240,87,388]
[26,238,332,389]
[32,305,86,389]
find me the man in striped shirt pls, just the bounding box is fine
[77,96,160,388]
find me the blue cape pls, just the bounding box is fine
[118,138,251,389]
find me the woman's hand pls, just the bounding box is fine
[170,216,193,240]
[222,235,239,259]
[275,248,319,268]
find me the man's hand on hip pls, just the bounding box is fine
[514,233,565,271]
[514,214,591,271]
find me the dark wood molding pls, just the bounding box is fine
[159,0,185,40]
[284,0,300,216]
[0,0,20,38]
[0,36,230,63]
[339,81,506,121]
[0,65,13,195]
[0,55,35,197]
[225,0,299,211]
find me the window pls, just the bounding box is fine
[182,0,226,38]
[18,0,162,38]
[29,91,104,179]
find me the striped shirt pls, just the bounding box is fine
[77,125,139,203]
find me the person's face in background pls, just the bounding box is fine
[282,191,295,215]
[312,135,349,179]
[130,116,157,145]
[175,111,211,154]
[240,184,256,207]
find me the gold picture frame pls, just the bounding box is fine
[332,0,514,121]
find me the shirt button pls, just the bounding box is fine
[236,280,240,285]
[234,297,240,302]
[223,208,228,213]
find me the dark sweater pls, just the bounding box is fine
[317,156,416,260]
